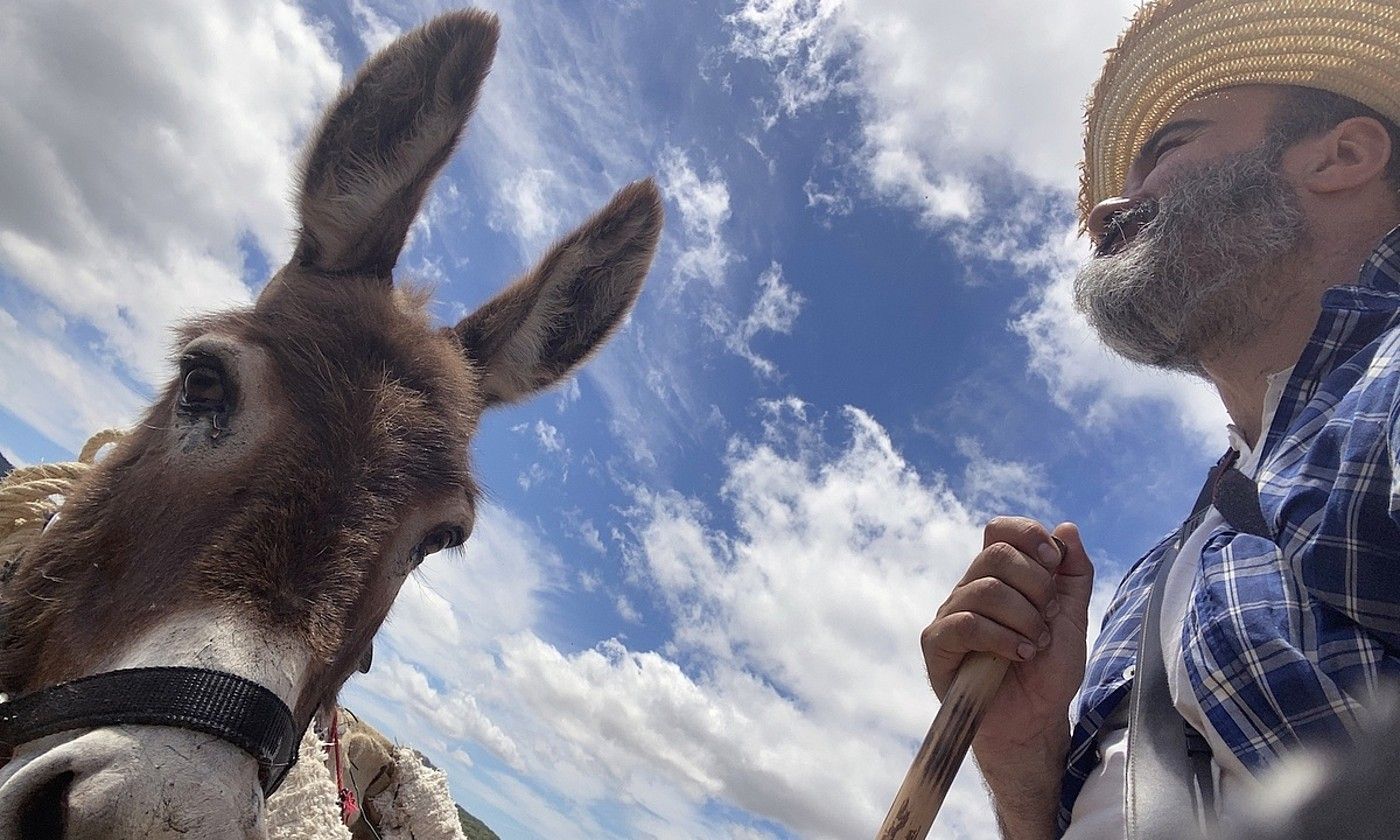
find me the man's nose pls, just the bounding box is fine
[1086,196,1137,247]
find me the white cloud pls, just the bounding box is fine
[710,261,805,378]
[533,419,565,453]
[803,173,853,222]
[613,595,641,624]
[555,378,582,411]
[489,167,565,247]
[569,514,607,555]
[345,403,1018,839]
[660,146,735,289]
[727,1,1229,443]
[355,653,526,771]
[517,462,547,491]
[957,436,1056,521]
[728,0,1140,223]
[463,1,656,261]
[0,0,341,447]
[349,0,401,54]
[726,0,853,125]
[0,306,146,453]
[606,401,1002,837]
[446,5,726,472]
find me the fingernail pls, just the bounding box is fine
[1037,542,1061,567]
[1017,642,1035,660]
[1045,599,1060,618]
[1038,631,1051,649]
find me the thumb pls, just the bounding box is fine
[1052,521,1094,619]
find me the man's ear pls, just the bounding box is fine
[292,10,498,278]
[1299,115,1394,195]
[452,179,663,406]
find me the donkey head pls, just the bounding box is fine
[0,10,661,839]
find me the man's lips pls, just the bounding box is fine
[1095,204,1157,257]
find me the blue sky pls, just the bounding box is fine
[0,0,1230,837]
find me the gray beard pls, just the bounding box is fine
[1073,143,1310,374]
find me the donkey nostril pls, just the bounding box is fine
[16,770,73,840]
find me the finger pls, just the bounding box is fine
[941,576,1051,644]
[956,541,1058,613]
[983,515,1064,571]
[1051,522,1095,617]
[922,612,1039,693]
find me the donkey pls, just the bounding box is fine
[0,9,660,839]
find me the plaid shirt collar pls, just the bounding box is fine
[1058,225,1400,834]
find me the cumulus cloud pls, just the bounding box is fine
[356,653,526,771]
[0,0,341,448]
[512,401,1011,837]
[346,403,1016,839]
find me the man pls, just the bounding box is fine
[920,1,1400,838]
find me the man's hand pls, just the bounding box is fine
[921,518,1094,839]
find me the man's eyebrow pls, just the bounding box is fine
[1137,118,1212,163]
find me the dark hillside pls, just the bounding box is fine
[457,805,500,840]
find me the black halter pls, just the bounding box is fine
[0,666,301,796]
[0,458,304,797]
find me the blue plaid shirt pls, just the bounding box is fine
[1058,226,1400,834]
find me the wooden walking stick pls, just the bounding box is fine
[875,652,1009,840]
[877,537,1065,840]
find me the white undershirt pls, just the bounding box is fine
[1063,367,1292,839]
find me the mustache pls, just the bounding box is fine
[1095,201,1159,258]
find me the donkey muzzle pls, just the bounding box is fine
[0,724,271,839]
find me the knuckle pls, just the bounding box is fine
[984,516,1017,539]
[947,611,981,638]
[986,515,1046,548]
[965,576,1007,603]
[980,541,1020,571]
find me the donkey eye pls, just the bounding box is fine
[181,365,226,408]
[411,524,466,566]
[184,367,224,400]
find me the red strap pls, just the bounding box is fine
[325,708,360,825]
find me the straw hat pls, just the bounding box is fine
[1080,0,1400,226]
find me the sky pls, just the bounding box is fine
[0,1,1233,837]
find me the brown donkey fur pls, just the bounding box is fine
[0,8,661,737]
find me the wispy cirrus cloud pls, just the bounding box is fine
[660,146,735,290]
[706,261,804,378]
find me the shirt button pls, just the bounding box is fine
[1123,665,1136,680]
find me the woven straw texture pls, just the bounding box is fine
[1081,0,1400,225]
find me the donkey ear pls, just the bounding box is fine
[453,179,663,406]
[292,10,499,277]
